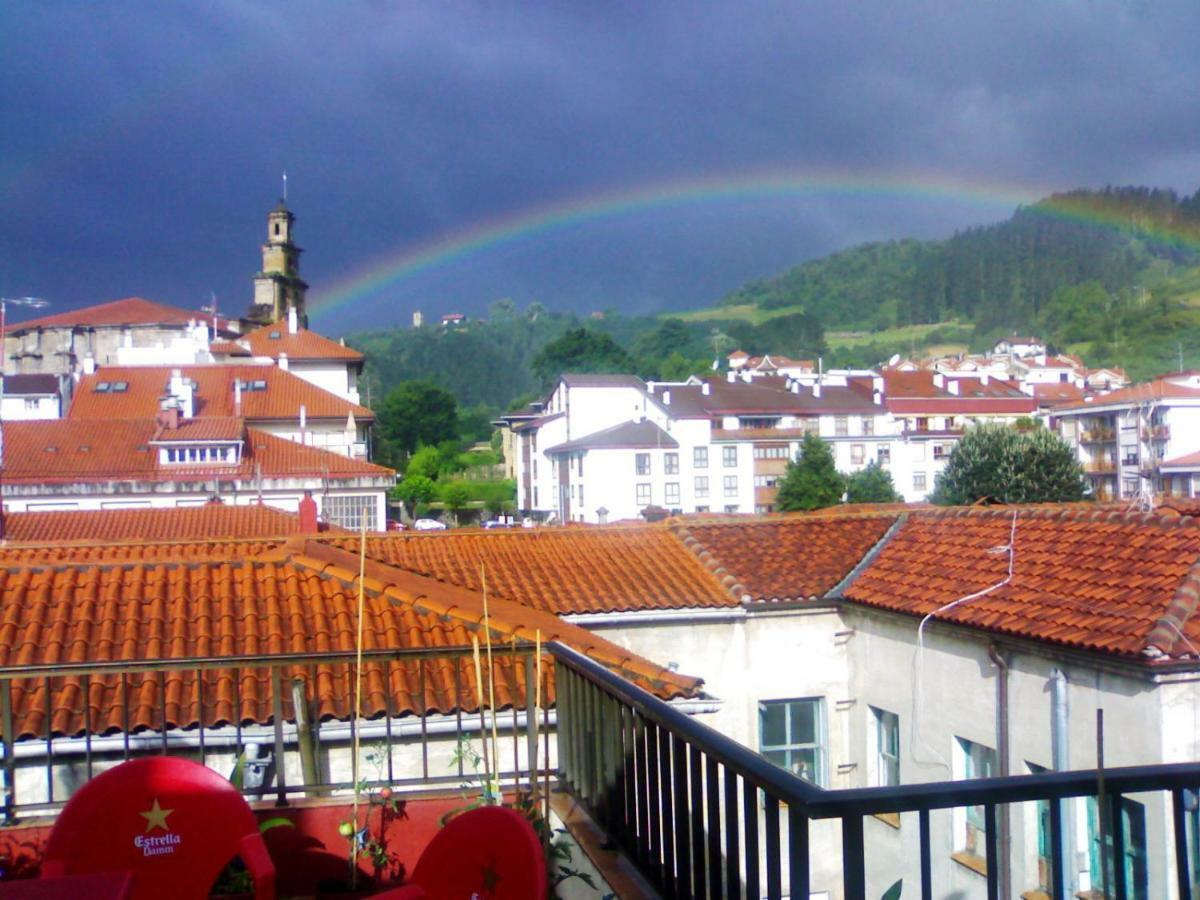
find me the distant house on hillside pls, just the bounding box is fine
[993,335,1046,358]
[440,313,466,328]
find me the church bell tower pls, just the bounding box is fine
[250,200,308,327]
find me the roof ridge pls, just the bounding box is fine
[669,521,749,602]
[1145,552,1200,659]
[918,504,1197,529]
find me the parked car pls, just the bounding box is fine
[412,518,448,531]
[483,519,514,529]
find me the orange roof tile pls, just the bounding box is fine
[2,419,393,484]
[240,325,364,362]
[1056,376,1200,410]
[0,540,700,739]
[8,297,237,334]
[323,525,737,615]
[69,365,373,421]
[672,512,900,602]
[841,508,1200,660]
[2,505,322,545]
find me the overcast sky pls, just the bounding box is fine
[2,2,1198,333]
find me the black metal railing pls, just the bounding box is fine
[0,645,552,820]
[552,642,1200,900]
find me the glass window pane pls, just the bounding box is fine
[790,702,817,745]
[791,748,818,782]
[761,703,787,747]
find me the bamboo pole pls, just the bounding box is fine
[481,563,500,799]
[349,507,368,888]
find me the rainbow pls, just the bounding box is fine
[308,168,1198,320]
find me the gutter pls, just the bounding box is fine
[563,607,746,627]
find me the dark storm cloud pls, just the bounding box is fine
[1,1,1197,330]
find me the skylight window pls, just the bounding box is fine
[269,331,281,339]
[111,381,128,392]
[94,382,111,392]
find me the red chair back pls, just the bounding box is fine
[42,756,275,900]
[410,805,546,899]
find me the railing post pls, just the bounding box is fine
[919,808,933,900]
[788,804,809,900]
[984,802,999,900]
[841,815,865,900]
[764,795,781,899]
[1172,788,1192,900]
[1,679,14,823]
[524,653,538,792]
[271,665,287,807]
[742,775,759,900]
[1109,793,1127,900]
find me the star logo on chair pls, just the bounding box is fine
[139,798,174,833]
[479,859,501,893]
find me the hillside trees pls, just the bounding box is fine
[530,328,635,388]
[376,381,459,467]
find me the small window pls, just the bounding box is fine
[955,737,997,860]
[723,504,739,513]
[862,418,874,436]
[877,444,891,465]
[851,444,865,465]
[695,505,709,513]
[111,381,128,392]
[665,482,680,505]
[694,476,709,498]
[835,416,849,436]
[93,382,111,393]
[913,471,927,491]
[269,330,281,339]
[871,707,900,787]
[723,475,738,497]
[693,447,708,469]
[723,446,738,468]
[635,453,650,476]
[664,453,679,475]
[760,698,825,785]
[636,483,651,505]
[252,380,267,391]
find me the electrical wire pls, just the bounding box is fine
[909,511,1019,772]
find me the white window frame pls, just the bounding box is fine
[722,446,738,468]
[723,475,738,497]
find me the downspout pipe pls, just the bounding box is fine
[988,643,1011,900]
[1050,667,1075,895]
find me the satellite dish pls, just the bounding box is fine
[888,353,901,366]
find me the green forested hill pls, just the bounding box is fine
[349,186,1200,419]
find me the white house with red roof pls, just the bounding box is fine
[1053,371,1200,501]
[0,414,393,528]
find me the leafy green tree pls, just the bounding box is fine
[844,461,901,504]
[377,381,459,461]
[530,328,635,388]
[405,445,442,481]
[931,423,1085,505]
[393,475,437,519]
[775,433,845,511]
[440,481,472,525]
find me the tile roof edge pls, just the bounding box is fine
[825,513,910,601]
[668,522,749,603]
[1144,551,1200,660]
[288,539,704,697]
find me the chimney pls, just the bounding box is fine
[981,373,990,386]
[727,371,736,383]
[701,382,711,396]
[662,390,671,405]
[234,378,243,415]
[82,355,96,375]
[298,491,319,533]
[288,306,299,335]
[933,373,945,389]
[948,380,960,396]
[872,375,883,393]
[299,403,307,437]
[278,352,289,371]
[168,369,194,418]
[157,398,181,430]
[873,390,882,405]
[812,382,822,398]
[647,381,657,394]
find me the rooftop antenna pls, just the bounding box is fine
[201,292,218,334]
[282,170,288,203]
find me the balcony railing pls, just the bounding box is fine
[553,643,1200,900]
[1080,428,1116,443]
[1085,460,1117,474]
[1141,424,1171,441]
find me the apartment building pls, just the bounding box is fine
[500,370,1037,520]
[1052,372,1200,501]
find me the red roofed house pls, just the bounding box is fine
[69,364,374,460]
[0,413,394,528]
[2,296,240,379]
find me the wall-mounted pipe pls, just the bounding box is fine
[988,643,1011,900]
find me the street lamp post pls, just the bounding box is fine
[0,297,50,540]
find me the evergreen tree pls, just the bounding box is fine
[844,461,901,504]
[932,423,1085,505]
[530,328,635,388]
[776,433,845,511]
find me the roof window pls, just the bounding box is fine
[112,381,128,392]
[269,331,281,339]
[94,382,111,393]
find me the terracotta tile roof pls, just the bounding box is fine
[1056,376,1200,410]
[1162,451,1200,470]
[240,325,364,362]
[671,512,900,602]
[2,504,319,544]
[841,507,1200,660]
[2,419,393,484]
[0,539,700,740]
[322,526,737,615]
[209,340,252,357]
[1032,382,1087,405]
[8,297,236,334]
[152,417,245,442]
[665,376,878,418]
[69,365,373,422]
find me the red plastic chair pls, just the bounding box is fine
[374,805,547,900]
[39,756,275,900]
